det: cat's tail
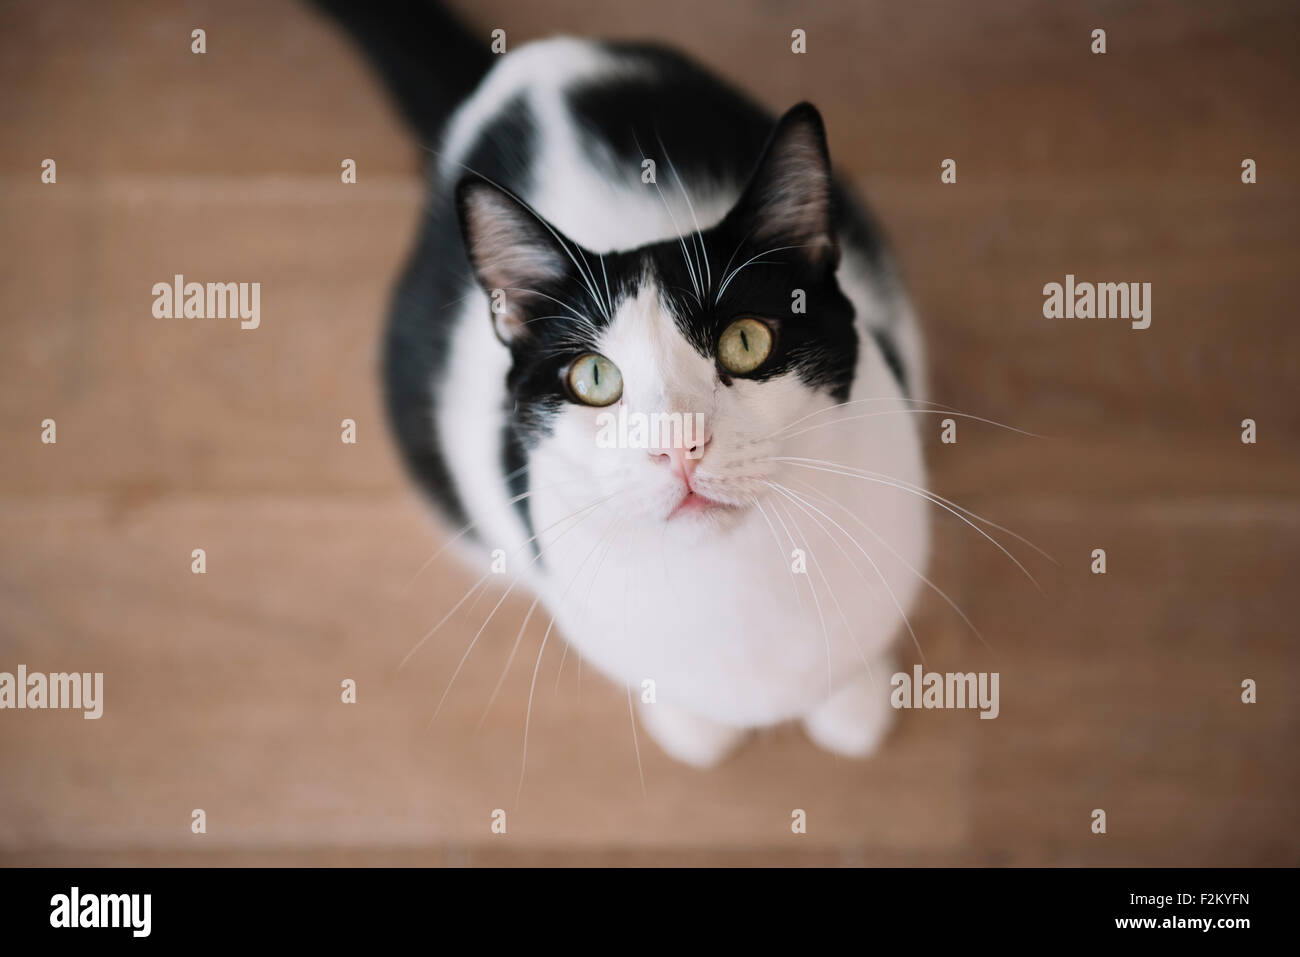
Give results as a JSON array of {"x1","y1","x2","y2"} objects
[{"x1": 309, "y1": 0, "x2": 492, "y2": 145}]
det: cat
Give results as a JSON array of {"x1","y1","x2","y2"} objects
[{"x1": 316, "y1": 2, "x2": 930, "y2": 767}]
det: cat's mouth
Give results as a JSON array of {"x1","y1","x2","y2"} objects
[{"x1": 667, "y1": 488, "x2": 740, "y2": 521}]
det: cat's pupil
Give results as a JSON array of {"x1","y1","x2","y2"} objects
[
  {"x1": 740, "y1": 330, "x2": 750, "y2": 351},
  {"x1": 592, "y1": 360, "x2": 600, "y2": 385}
]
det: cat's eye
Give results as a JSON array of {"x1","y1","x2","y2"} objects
[
  {"x1": 717, "y1": 317, "x2": 774, "y2": 375},
  {"x1": 565, "y1": 353, "x2": 623, "y2": 406}
]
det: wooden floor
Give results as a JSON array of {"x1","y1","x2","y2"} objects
[{"x1": 1, "y1": 0, "x2": 1297, "y2": 866}]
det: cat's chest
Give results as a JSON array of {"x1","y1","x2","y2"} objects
[{"x1": 532, "y1": 512, "x2": 907, "y2": 723}]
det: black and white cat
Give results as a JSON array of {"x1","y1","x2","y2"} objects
[{"x1": 319, "y1": 4, "x2": 929, "y2": 767}]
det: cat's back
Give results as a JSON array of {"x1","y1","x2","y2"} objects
[{"x1": 435, "y1": 37, "x2": 777, "y2": 250}]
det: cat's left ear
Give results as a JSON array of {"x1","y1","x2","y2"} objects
[
  {"x1": 455, "y1": 176, "x2": 576, "y2": 345},
  {"x1": 725, "y1": 102, "x2": 838, "y2": 270}
]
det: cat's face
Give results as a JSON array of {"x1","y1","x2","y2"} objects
[{"x1": 457, "y1": 104, "x2": 868, "y2": 531}]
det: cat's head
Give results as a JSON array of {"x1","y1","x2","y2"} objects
[{"x1": 455, "y1": 103, "x2": 876, "y2": 531}]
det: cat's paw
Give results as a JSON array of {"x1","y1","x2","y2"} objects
[
  {"x1": 638, "y1": 700, "x2": 748, "y2": 768},
  {"x1": 802, "y1": 670, "x2": 895, "y2": 758}
]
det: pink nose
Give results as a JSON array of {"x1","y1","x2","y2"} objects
[{"x1": 650, "y1": 441, "x2": 708, "y2": 484}]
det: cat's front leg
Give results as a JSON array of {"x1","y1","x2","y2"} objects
[
  {"x1": 637, "y1": 699, "x2": 748, "y2": 769},
  {"x1": 802, "y1": 663, "x2": 897, "y2": 758}
]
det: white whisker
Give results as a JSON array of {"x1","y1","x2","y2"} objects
[
  {"x1": 767, "y1": 481, "x2": 927, "y2": 665},
  {"x1": 400, "y1": 489, "x2": 617, "y2": 670},
  {"x1": 761, "y1": 395, "x2": 961, "y2": 441},
  {"x1": 400, "y1": 472, "x2": 604, "y2": 594},
  {"x1": 476, "y1": 594, "x2": 541, "y2": 729},
  {"x1": 789, "y1": 477, "x2": 994, "y2": 658},
  {"x1": 778, "y1": 408, "x2": 1045, "y2": 442},
  {"x1": 430, "y1": 492, "x2": 615, "y2": 720},
  {"x1": 634, "y1": 131, "x2": 703, "y2": 304},
  {"x1": 773, "y1": 458, "x2": 1048, "y2": 594},
  {"x1": 657, "y1": 130, "x2": 711, "y2": 293},
  {"x1": 516, "y1": 604, "x2": 555, "y2": 806},
  {"x1": 752, "y1": 497, "x2": 804, "y2": 610},
  {"x1": 771, "y1": 494, "x2": 834, "y2": 699},
  {"x1": 716, "y1": 244, "x2": 814, "y2": 302},
  {"x1": 769, "y1": 487, "x2": 877, "y2": 682}
]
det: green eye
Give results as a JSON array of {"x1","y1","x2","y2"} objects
[
  {"x1": 566, "y1": 353, "x2": 623, "y2": 406},
  {"x1": 717, "y1": 317, "x2": 774, "y2": 375}
]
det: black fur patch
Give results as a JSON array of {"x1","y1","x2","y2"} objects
[{"x1": 383, "y1": 94, "x2": 539, "y2": 532}]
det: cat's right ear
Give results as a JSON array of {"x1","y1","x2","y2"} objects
[
  {"x1": 723, "y1": 103, "x2": 839, "y2": 271},
  {"x1": 455, "y1": 177, "x2": 572, "y2": 345}
]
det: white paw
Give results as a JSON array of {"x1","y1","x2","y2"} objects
[
  {"x1": 638, "y1": 700, "x2": 748, "y2": 768},
  {"x1": 802, "y1": 670, "x2": 896, "y2": 758}
]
